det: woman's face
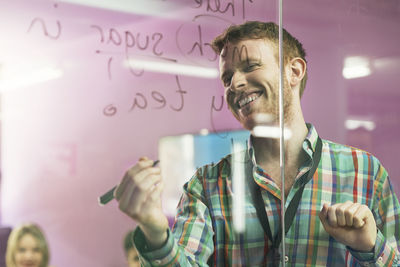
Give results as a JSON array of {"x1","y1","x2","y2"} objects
[
  {"x1": 127, "y1": 247, "x2": 140, "y2": 267},
  {"x1": 14, "y1": 233, "x2": 43, "y2": 267}
]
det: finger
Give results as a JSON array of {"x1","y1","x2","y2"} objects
[
  {"x1": 319, "y1": 203, "x2": 332, "y2": 231},
  {"x1": 121, "y1": 171, "x2": 162, "y2": 208},
  {"x1": 139, "y1": 178, "x2": 164, "y2": 209},
  {"x1": 335, "y1": 201, "x2": 353, "y2": 227},
  {"x1": 148, "y1": 180, "x2": 164, "y2": 202},
  {"x1": 344, "y1": 202, "x2": 360, "y2": 227},
  {"x1": 115, "y1": 165, "x2": 160, "y2": 204},
  {"x1": 115, "y1": 159, "x2": 155, "y2": 199},
  {"x1": 353, "y1": 205, "x2": 370, "y2": 228},
  {"x1": 136, "y1": 172, "x2": 162, "y2": 193},
  {"x1": 132, "y1": 166, "x2": 161, "y2": 185},
  {"x1": 117, "y1": 180, "x2": 136, "y2": 213},
  {"x1": 118, "y1": 173, "x2": 162, "y2": 217},
  {"x1": 114, "y1": 172, "x2": 132, "y2": 201},
  {"x1": 319, "y1": 203, "x2": 328, "y2": 223},
  {"x1": 327, "y1": 204, "x2": 338, "y2": 227}
]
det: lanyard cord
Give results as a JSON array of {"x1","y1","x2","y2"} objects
[{"x1": 247, "y1": 137, "x2": 322, "y2": 257}]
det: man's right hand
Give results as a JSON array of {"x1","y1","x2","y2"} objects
[{"x1": 115, "y1": 157, "x2": 169, "y2": 249}]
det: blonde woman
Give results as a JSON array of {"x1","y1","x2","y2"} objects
[{"x1": 5, "y1": 223, "x2": 52, "y2": 267}]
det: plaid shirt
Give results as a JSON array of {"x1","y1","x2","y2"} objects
[{"x1": 135, "y1": 124, "x2": 400, "y2": 266}]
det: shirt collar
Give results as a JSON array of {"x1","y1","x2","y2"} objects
[
  {"x1": 247, "y1": 123, "x2": 320, "y2": 168},
  {"x1": 304, "y1": 123, "x2": 319, "y2": 154}
]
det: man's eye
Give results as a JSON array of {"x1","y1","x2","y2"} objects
[
  {"x1": 223, "y1": 77, "x2": 232, "y2": 87},
  {"x1": 245, "y1": 64, "x2": 259, "y2": 71}
]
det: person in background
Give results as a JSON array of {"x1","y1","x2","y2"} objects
[
  {"x1": 5, "y1": 223, "x2": 51, "y2": 267},
  {"x1": 123, "y1": 230, "x2": 140, "y2": 267},
  {"x1": 115, "y1": 21, "x2": 400, "y2": 266}
]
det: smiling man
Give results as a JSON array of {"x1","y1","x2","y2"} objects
[{"x1": 115, "y1": 21, "x2": 400, "y2": 266}]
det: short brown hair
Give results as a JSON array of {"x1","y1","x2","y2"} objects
[
  {"x1": 6, "y1": 223, "x2": 49, "y2": 267},
  {"x1": 212, "y1": 21, "x2": 308, "y2": 97}
]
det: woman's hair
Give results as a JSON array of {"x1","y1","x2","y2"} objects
[{"x1": 5, "y1": 223, "x2": 49, "y2": 267}]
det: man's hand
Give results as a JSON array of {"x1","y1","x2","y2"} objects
[
  {"x1": 319, "y1": 201, "x2": 377, "y2": 252},
  {"x1": 115, "y1": 157, "x2": 169, "y2": 249}
]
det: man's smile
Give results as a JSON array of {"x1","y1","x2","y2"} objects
[{"x1": 236, "y1": 91, "x2": 263, "y2": 109}]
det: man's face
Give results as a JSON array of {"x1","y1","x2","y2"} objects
[
  {"x1": 127, "y1": 247, "x2": 140, "y2": 267},
  {"x1": 219, "y1": 39, "x2": 292, "y2": 130},
  {"x1": 14, "y1": 234, "x2": 43, "y2": 267}
]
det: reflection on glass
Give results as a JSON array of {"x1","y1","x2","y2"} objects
[{"x1": 159, "y1": 130, "x2": 249, "y2": 216}]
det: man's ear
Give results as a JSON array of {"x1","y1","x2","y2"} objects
[{"x1": 287, "y1": 57, "x2": 306, "y2": 88}]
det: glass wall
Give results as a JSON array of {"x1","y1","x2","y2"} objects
[{"x1": 0, "y1": 0, "x2": 398, "y2": 266}]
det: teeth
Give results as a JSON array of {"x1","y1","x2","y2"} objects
[{"x1": 238, "y1": 94, "x2": 259, "y2": 108}]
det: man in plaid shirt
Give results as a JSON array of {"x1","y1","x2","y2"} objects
[{"x1": 115, "y1": 21, "x2": 400, "y2": 266}]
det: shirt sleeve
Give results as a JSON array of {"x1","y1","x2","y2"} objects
[
  {"x1": 350, "y1": 163, "x2": 400, "y2": 266},
  {"x1": 133, "y1": 167, "x2": 215, "y2": 266}
]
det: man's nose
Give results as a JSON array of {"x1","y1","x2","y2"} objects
[{"x1": 230, "y1": 71, "x2": 247, "y2": 91}]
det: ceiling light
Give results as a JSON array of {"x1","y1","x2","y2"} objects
[
  {"x1": 0, "y1": 64, "x2": 63, "y2": 92},
  {"x1": 342, "y1": 56, "x2": 372, "y2": 79},
  {"x1": 124, "y1": 59, "x2": 219, "y2": 79},
  {"x1": 59, "y1": 0, "x2": 179, "y2": 18},
  {"x1": 345, "y1": 118, "x2": 376, "y2": 131}
]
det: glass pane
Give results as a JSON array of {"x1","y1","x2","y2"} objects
[
  {"x1": 0, "y1": 0, "x2": 277, "y2": 266},
  {"x1": 279, "y1": 0, "x2": 400, "y2": 265},
  {"x1": 1, "y1": 0, "x2": 398, "y2": 266},
  {"x1": 282, "y1": 0, "x2": 400, "y2": 194}
]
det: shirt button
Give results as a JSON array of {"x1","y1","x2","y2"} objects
[
  {"x1": 284, "y1": 255, "x2": 289, "y2": 262},
  {"x1": 154, "y1": 260, "x2": 161, "y2": 264}
]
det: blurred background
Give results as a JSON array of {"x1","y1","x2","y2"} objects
[{"x1": 0, "y1": 0, "x2": 399, "y2": 266}]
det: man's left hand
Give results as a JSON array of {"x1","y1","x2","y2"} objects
[{"x1": 319, "y1": 201, "x2": 377, "y2": 252}]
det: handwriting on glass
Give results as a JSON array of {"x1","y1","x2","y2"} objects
[{"x1": 25, "y1": 1, "x2": 259, "y2": 125}]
